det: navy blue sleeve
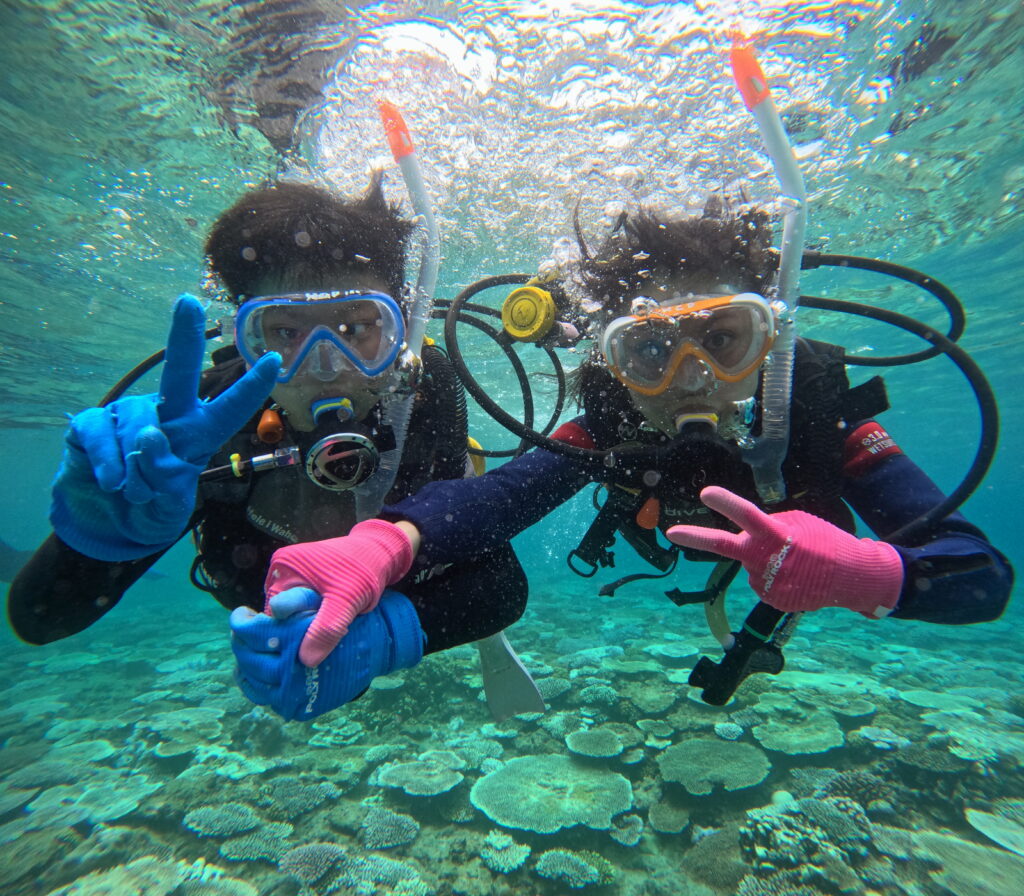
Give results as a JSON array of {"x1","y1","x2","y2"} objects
[
  {"x1": 843, "y1": 453, "x2": 1013, "y2": 624},
  {"x1": 381, "y1": 440, "x2": 594, "y2": 570}
]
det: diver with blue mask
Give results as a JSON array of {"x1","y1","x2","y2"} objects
[
  {"x1": 7, "y1": 175, "x2": 544, "y2": 722},
  {"x1": 231, "y1": 287, "x2": 411, "y2": 491}
]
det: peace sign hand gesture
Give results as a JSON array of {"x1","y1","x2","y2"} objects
[
  {"x1": 50, "y1": 294, "x2": 280, "y2": 561},
  {"x1": 665, "y1": 486, "x2": 904, "y2": 618}
]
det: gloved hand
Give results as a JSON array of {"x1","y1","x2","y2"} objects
[
  {"x1": 50, "y1": 294, "x2": 281, "y2": 560},
  {"x1": 230, "y1": 586, "x2": 424, "y2": 721},
  {"x1": 666, "y1": 486, "x2": 904, "y2": 617},
  {"x1": 264, "y1": 519, "x2": 414, "y2": 667}
]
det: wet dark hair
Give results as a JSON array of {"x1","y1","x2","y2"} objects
[
  {"x1": 577, "y1": 202, "x2": 776, "y2": 320},
  {"x1": 204, "y1": 174, "x2": 415, "y2": 304},
  {"x1": 569, "y1": 201, "x2": 777, "y2": 407}
]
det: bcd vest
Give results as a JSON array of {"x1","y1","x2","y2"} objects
[{"x1": 576, "y1": 338, "x2": 889, "y2": 569}]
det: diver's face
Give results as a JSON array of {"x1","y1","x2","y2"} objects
[
  {"x1": 611, "y1": 276, "x2": 764, "y2": 436},
  {"x1": 629, "y1": 366, "x2": 761, "y2": 435},
  {"x1": 245, "y1": 271, "x2": 396, "y2": 432}
]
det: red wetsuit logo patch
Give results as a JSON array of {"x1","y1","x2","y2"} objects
[{"x1": 843, "y1": 421, "x2": 903, "y2": 478}]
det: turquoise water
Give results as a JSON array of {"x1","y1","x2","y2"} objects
[{"x1": 1, "y1": 2, "x2": 1022, "y2": 894}]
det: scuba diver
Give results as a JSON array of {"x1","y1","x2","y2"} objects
[
  {"x1": 6, "y1": 172, "x2": 544, "y2": 722},
  {"x1": 219, "y1": 47, "x2": 1012, "y2": 721}
]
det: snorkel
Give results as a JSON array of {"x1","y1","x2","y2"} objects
[
  {"x1": 730, "y1": 44, "x2": 807, "y2": 503},
  {"x1": 351, "y1": 101, "x2": 440, "y2": 519}
]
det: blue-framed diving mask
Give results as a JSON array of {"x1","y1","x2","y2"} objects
[{"x1": 234, "y1": 291, "x2": 406, "y2": 384}]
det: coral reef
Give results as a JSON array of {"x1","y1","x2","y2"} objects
[
  {"x1": 534, "y1": 848, "x2": 614, "y2": 889},
  {"x1": 479, "y1": 830, "x2": 531, "y2": 873},
  {"x1": 374, "y1": 759, "x2": 464, "y2": 796},
  {"x1": 565, "y1": 725, "x2": 624, "y2": 757},
  {"x1": 359, "y1": 806, "x2": 420, "y2": 849},
  {"x1": 470, "y1": 754, "x2": 633, "y2": 833},
  {"x1": 657, "y1": 738, "x2": 771, "y2": 794},
  {"x1": 183, "y1": 803, "x2": 262, "y2": 838},
  {"x1": 4, "y1": 558, "x2": 1023, "y2": 896}
]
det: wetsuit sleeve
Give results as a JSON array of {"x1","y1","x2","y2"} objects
[
  {"x1": 841, "y1": 422, "x2": 1012, "y2": 624},
  {"x1": 7, "y1": 533, "x2": 170, "y2": 644},
  {"x1": 380, "y1": 417, "x2": 595, "y2": 570}
]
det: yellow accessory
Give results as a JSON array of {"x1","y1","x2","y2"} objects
[
  {"x1": 467, "y1": 436, "x2": 486, "y2": 477},
  {"x1": 501, "y1": 285, "x2": 556, "y2": 342}
]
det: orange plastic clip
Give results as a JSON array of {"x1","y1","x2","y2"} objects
[
  {"x1": 730, "y1": 44, "x2": 771, "y2": 111},
  {"x1": 378, "y1": 100, "x2": 415, "y2": 160},
  {"x1": 636, "y1": 496, "x2": 661, "y2": 531},
  {"x1": 257, "y1": 408, "x2": 284, "y2": 444}
]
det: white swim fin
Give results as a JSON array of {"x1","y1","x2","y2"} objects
[{"x1": 476, "y1": 631, "x2": 546, "y2": 722}]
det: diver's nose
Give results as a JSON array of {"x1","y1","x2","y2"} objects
[
  {"x1": 675, "y1": 355, "x2": 718, "y2": 394},
  {"x1": 307, "y1": 343, "x2": 343, "y2": 382}
]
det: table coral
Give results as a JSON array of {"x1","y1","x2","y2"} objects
[
  {"x1": 183, "y1": 802, "x2": 262, "y2": 838},
  {"x1": 610, "y1": 813, "x2": 643, "y2": 846},
  {"x1": 470, "y1": 754, "x2": 633, "y2": 833},
  {"x1": 565, "y1": 725, "x2": 624, "y2": 758},
  {"x1": 657, "y1": 738, "x2": 771, "y2": 795},
  {"x1": 534, "y1": 849, "x2": 602, "y2": 889},
  {"x1": 479, "y1": 830, "x2": 530, "y2": 873},
  {"x1": 752, "y1": 711, "x2": 844, "y2": 755},
  {"x1": 648, "y1": 799, "x2": 690, "y2": 834},
  {"x1": 359, "y1": 806, "x2": 420, "y2": 849},
  {"x1": 915, "y1": 830, "x2": 1024, "y2": 896},
  {"x1": 965, "y1": 807, "x2": 1024, "y2": 857},
  {"x1": 374, "y1": 759, "x2": 463, "y2": 796},
  {"x1": 577, "y1": 684, "x2": 619, "y2": 707},
  {"x1": 278, "y1": 842, "x2": 346, "y2": 885},
  {"x1": 536, "y1": 677, "x2": 572, "y2": 700},
  {"x1": 41, "y1": 855, "x2": 185, "y2": 896},
  {"x1": 218, "y1": 821, "x2": 293, "y2": 863},
  {"x1": 260, "y1": 775, "x2": 340, "y2": 819}
]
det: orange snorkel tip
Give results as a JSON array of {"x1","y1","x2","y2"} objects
[
  {"x1": 377, "y1": 100, "x2": 415, "y2": 160},
  {"x1": 730, "y1": 44, "x2": 771, "y2": 111}
]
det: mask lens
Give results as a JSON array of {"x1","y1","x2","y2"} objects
[
  {"x1": 683, "y1": 305, "x2": 761, "y2": 370},
  {"x1": 615, "y1": 320, "x2": 677, "y2": 384},
  {"x1": 235, "y1": 292, "x2": 404, "y2": 383},
  {"x1": 602, "y1": 295, "x2": 773, "y2": 394}
]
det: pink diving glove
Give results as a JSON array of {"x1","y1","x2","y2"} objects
[
  {"x1": 665, "y1": 486, "x2": 904, "y2": 618},
  {"x1": 265, "y1": 519, "x2": 414, "y2": 667}
]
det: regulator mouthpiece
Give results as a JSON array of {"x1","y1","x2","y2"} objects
[
  {"x1": 675, "y1": 412, "x2": 719, "y2": 435},
  {"x1": 311, "y1": 397, "x2": 355, "y2": 425}
]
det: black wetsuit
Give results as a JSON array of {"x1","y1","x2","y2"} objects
[{"x1": 7, "y1": 345, "x2": 527, "y2": 652}]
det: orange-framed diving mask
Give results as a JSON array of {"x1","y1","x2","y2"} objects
[{"x1": 600, "y1": 293, "x2": 777, "y2": 396}]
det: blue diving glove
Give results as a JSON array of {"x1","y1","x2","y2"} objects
[
  {"x1": 229, "y1": 587, "x2": 425, "y2": 722},
  {"x1": 49, "y1": 294, "x2": 281, "y2": 561}
]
